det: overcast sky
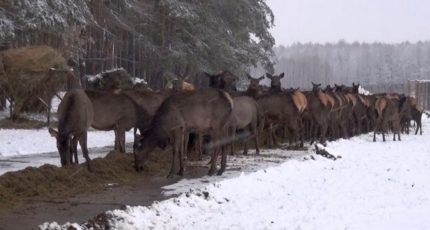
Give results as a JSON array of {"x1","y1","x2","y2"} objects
[{"x1": 267, "y1": 0, "x2": 430, "y2": 46}]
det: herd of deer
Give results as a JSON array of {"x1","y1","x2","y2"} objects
[{"x1": 48, "y1": 71, "x2": 423, "y2": 177}]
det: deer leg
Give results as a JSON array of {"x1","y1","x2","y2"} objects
[
  {"x1": 177, "y1": 129, "x2": 185, "y2": 176},
  {"x1": 272, "y1": 124, "x2": 279, "y2": 146},
  {"x1": 254, "y1": 125, "x2": 260, "y2": 155},
  {"x1": 66, "y1": 138, "x2": 73, "y2": 165},
  {"x1": 299, "y1": 122, "x2": 304, "y2": 148},
  {"x1": 183, "y1": 132, "x2": 189, "y2": 160},
  {"x1": 72, "y1": 136, "x2": 79, "y2": 164},
  {"x1": 243, "y1": 138, "x2": 248, "y2": 155},
  {"x1": 119, "y1": 130, "x2": 126, "y2": 153},
  {"x1": 167, "y1": 136, "x2": 178, "y2": 178},
  {"x1": 198, "y1": 134, "x2": 203, "y2": 160},
  {"x1": 320, "y1": 121, "x2": 328, "y2": 145},
  {"x1": 208, "y1": 133, "x2": 220, "y2": 176},
  {"x1": 208, "y1": 147, "x2": 219, "y2": 176},
  {"x1": 79, "y1": 132, "x2": 92, "y2": 172},
  {"x1": 396, "y1": 121, "x2": 401, "y2": 141},
  {"x1": 268, "y1": 123, "x2": 274, "y2": 147},
  {"x1": 218, "y1": 145, "x2": 227, "y2": 176},
  {"x1": 230, "y1": 126, "x2": 236, "y2": 155},
  {"x1": 113, "y1": 129, "x2": 119, "y2": 151}
]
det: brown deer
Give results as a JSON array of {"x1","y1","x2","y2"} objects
[
  {"x1": 48, "y1": 89, "x2": 94, "y2": 171},
  {"x1": 246, "y1": 74, "x2": 265, "y2": 98},
  {"x1": 334, "y1": 84, "x2": 355, "y2": 137},
  {"x1": 134, "y1": 89, "x2": 234, "y2": 177},
  {"x1": 228, "y1": 96, "x2": 261, "y2": 155},
  {"x1": 305, "y1": 83, "x2": 333, "y2": 144},
  {"x1": 85, "y1": 90, "x2": 151, "y2": 153},
  {"x1": 167, "y1": 65, "x2": 195, "y2": 92},
  {"x1": 373, "y1": 95, "x2": 406, "y2": 142}
]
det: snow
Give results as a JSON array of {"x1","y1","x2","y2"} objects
[
  {"x1": 359, "y1": 85, "x2": 371, "y2": 95},
  {"x1": 40, "y1": 118, "x2": 430, "y2": 229},
  {"x1": 85, "y1": 67, "x2": 127, "y2": 82},
  {"x1": 131, "y1": 77, "x2": 147, "y2": 85},
  {"x1": 0, "y1": 128, "x2": 134, "y2": 157}
]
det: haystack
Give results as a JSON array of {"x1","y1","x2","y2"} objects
[{"x1": 0, "y1": 45, "x2": 75, "y2": 118}]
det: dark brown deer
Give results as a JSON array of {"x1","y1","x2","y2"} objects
[
  {"x1": 204, "y1": 70, "x2": 239, "y2": 91},
  {"x1": 48, "y1": 89, "x2": 94, "y2": 171},
  {"x1": 350, "y1": 83, "x2": 370, "y2": 134},
  {"x1": 411, "y1": 105, "x2": 423, "y2": 135},
  {"x1": 134, "y1": 89, "x2": 234, "y2": 177},
  {"x1": 85, "y1": 90, "x2": 151, "y2": 153},
  {"x1": 266, "y1": 73, "x2": 284, "y2": 93},
  {"x1": 373, "y1": 95, "x2": 406, "y2": 142}
]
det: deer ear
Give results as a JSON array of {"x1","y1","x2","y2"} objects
[
  {"x1": 279, "y1": 73, "x2": 285, "y2": 79},
  {"x1": 48, "y1": 128, "x2": 58, "y2": 138}
]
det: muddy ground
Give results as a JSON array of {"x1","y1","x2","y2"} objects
[{"x1": 0, "y1": 144, "x2": 309, "y2": 230}]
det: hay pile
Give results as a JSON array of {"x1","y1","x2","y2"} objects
[
  {"x1": 0, "y1": 149, "x2": 171, "y2": 211},
  {"x1": 0, "y1": 45, "x2": 75, "y2": 117}
]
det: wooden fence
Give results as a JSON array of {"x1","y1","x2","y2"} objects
[{"x1": 406, "y1": 80, "x2": 430, "y2": 111}]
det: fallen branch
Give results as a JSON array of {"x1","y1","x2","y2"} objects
[{"x1": 314, "y1": 144, "x2": 338, "y2": 160}]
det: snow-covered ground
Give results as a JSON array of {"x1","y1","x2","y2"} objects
[
  {"x1": 0, "y1": 129, "x2": 134, "y2": 175},
  {"x1": 0, "y1": 128, "x2": 134, "y2": 157},
  {"x1": 41, "y1": 118, "x2": 430, "y2": 230}
]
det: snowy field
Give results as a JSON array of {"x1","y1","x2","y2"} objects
[{"x1": 40, "y1": 118, "x2": 430, "y2": 230}]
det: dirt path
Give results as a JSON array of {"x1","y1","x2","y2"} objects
[
  {"x1": 0, "y1": 175, "x2": 177, "y2": 230},
  {"x1": 0, "y1": 147, "x2": 310, "y2": 230}
]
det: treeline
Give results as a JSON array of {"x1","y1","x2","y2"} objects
[
  {"x1": 0, "y1": 0, "x2": 275, "y2": 89},
  {"x1": 266, "y1": 41, "x2": 430, "y2": 91}
]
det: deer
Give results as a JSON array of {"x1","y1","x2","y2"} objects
[
  {"x1": 48, "y1": 89, "x2": 94, "y2": 171},
  {"x1": 134, "y1": 89, "x2": 234, "y2": 177}
]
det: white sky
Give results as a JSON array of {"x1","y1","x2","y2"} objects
[{"x1": 267, "y1": 0, "x2": 430, "y2": 45}]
